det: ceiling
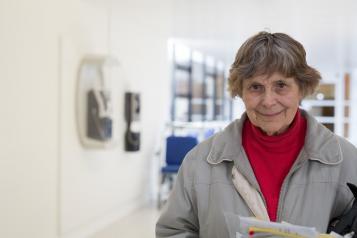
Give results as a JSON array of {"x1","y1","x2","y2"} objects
[{"x1": 171, "y1": 0, "x2": 357, "y2": 73}]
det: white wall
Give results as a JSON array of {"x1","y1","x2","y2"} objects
[
  {"x1": 0, "y1": 0, "x2": 172, "y2": 237},
  {"x1": 60, "y1": 0, "x2": 170, "y2": 237},
  {"x1": 59, "y1": 1, "x2": 172, "y2": 237},
  {"x1": 172, "y1": 0, "x2": 357, "y2": 72},
  {"x1": 0, "y1": 0, "x2": 62, "y2": 237}
]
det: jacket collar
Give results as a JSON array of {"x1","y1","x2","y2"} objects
[
  {"x1": 301, "y1": 109, "x2": 343, "y2": 165},
  {"x1": 206, "y1": 113, "x2": 245, "y2": 165},
  {"x1": 206, "y1": 109, "x2": 343, "y2": 166}
]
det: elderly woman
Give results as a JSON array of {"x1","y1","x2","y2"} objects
[{"x1": 156, "y1": 32, "x2": 357, "y2": 237}]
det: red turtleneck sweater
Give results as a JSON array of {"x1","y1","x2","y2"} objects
[{"x1": 242, "y1": 110, "x2": 307, "y2": 221}]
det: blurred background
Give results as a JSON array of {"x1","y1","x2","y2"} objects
[{"x1": 1, "y1": 0, "x2": 357, "y2": 237}]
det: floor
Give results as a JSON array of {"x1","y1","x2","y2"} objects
[{"x1": 89, "y1": 206, "x2": 160, "y2": 238}]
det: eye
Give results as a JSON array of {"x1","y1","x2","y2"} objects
[
  {"x1": 276, "y1": 80, "x2": 287, "y2": 89},
  {"x1": 249, "y1": 83, "x2": 263, "y2": 92}
]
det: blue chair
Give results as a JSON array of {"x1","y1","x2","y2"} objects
[{"x1": 158, "y1": 135, "x2": 198, "y2": 208}]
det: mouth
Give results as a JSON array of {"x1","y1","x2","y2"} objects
[{"x1": 257, "y1": 110, "x2": 284, "y2": 117}]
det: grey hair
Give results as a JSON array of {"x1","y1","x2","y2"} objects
[{"x1": 228, "y1": 31, "x2": 321, "y2": 98}]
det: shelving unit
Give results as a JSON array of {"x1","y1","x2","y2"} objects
[
  {"x1": 170, "y1": 44, "x2": 233, "y2": 123},
  {"x1": 171, "y1": 46, "x2": 192, "y2": 122},
  {"x1": 191, "y1": 60, "x2": 205, "y2": 121},
  {"x1": 300, "y1": 73, "x2": 351, "y2": 139}
]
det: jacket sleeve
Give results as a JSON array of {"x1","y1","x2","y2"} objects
[
  {"x1": 156, "y1": 150, "x2": 199, "y2": 238},
  {"x1": 330, "y1": 138, "x2": 357, "y2": 220}
]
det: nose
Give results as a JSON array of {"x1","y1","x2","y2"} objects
[{"x1": 261, "y1": 90, "x2": 277, "y2": 108}]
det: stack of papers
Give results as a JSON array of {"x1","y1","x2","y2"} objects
[{"x1": 224, "y1": 214, "x2": 346, "y2": 238}]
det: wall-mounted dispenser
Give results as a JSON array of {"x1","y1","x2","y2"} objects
[
  {"x1": 87, "y1": 89, "x2": 112, "y2": 141},
  {"x1": 77, "y1": 55, "x2": 120, "y2": 148},
  {"x1": 124, "y1": 92, "x2": 140, "y2": 151}
]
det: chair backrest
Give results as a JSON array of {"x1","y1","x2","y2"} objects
[{"x1": 165, "y1": 136, "x2": 198, "y2": 165}]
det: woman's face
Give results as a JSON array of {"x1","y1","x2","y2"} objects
[{"x1": 241, "y1": 72, "x2": 302, "y2": 136}]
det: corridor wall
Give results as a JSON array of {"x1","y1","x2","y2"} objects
[{"x1": 0, "y1": 0, "x2": 172, "y2": 237}]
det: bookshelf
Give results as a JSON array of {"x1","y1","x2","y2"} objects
[
  {"x1": 300, "y1": 73, "x2": 351, "y2": 139},
  {"x1": 170, "y1": 45, "x2": 232, "y2": 123}
]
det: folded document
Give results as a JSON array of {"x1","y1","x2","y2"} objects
[{"x1": 224, "y1": 213, "x2": 350, "y2": 238}]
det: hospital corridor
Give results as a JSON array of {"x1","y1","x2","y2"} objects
[{"x1": 1, "y1": 0, "x2": 357, "y2": 238}]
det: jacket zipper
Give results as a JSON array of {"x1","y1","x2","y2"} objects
[{"x1": 276, "y1": 151, "x2": 308, "y2": 221}]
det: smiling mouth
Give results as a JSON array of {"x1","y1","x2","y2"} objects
[{"x1": 257, "y1": 110, "x2": 284, "y2": 117}]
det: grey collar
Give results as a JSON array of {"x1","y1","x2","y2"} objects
[{"x1": 206, "y1": 109, "x2": 343, "y2": 166}]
